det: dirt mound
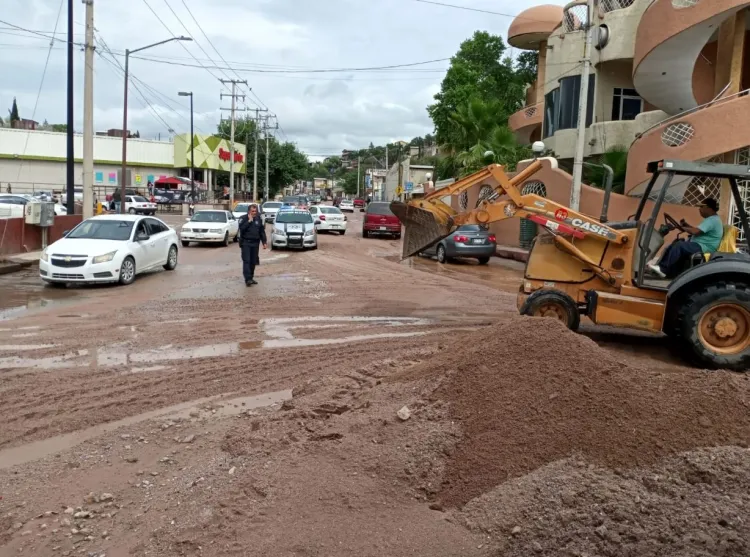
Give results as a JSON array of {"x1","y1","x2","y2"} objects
[
  {"x1": 422, "y1": 316, "x2": 750, "y2": 508},
  {"x1": 459, "y1": 446, "x2": 750, "y2": 557}
]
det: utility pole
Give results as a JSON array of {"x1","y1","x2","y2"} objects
[
  {"x1": 356, "y1": 156, "x2": 361, "y2": 198},
  {"x1": 570, "y1": 0, "x2": 595, "y2": 211},
  {"x1": 220, "y1": 79, "x2": 247, "y2": 207},
  {"x1": 253, "y1": 107, "x2": 268, "y2": 202},
  {"x1": 384, "y1": 146, "x2": 389, "y2": 202},
  {"x1": 66, "y1": 0, "x2": 74, "y2": 215},
  {"x1": 263, "y1": 115, "x2": 278, "y2": 202},
  {"x1": 82, "y1": 0, "x2": 94, "y2": 218}
]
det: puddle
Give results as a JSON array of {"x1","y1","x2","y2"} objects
[
  {"x1": 11, "y1": 332, "x2": 40, "y2": 338},
  {"x1": 0, "y1": 389, "x2": 291, "y2": 470},
  {"x1": 0, "y1": 325, "x2": 41, "y2": 332},
  {"x1": 125, "y1": 365, "x2": 170, "y2": 374},
  {"x1": 260, "y1": 316, "x2": 432, "y2": 340},
  {"x1": 264, "y1": 330, "x2": 434, "y2": 348},
  {"x1": 0, "y1": 344, "x2": 57, "y2": 351},
  {"x1": 0, "y1": 268, "x2": 82, "y2": 320},
  {"x1": 98, "y1": 341, "x2": 261, "y2": 367},
  {"x1": 0, "y1": 349, "x2": 89, "y2": 370}
]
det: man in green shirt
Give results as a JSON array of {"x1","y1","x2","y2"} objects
[{"x1": 648, "y1": 198, "x2": 723, "y2": 278}]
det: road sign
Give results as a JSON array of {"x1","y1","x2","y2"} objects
[
  {"x1": 395, "y1": 186, "x2": 403, "y2": 196},
  {"x1": 405, "y1": 181, "x2": 414, "y2": 192}
]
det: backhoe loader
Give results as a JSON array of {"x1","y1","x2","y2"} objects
[{"x1": 391, "y1": 159, "x2": 750, "y2": 371}]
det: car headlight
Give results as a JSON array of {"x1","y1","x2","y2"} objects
[
  {"x1": 41, "y1": 249, "x2": 49, "y2": 262},
  {"x1": 92, "y1": 251, "x2": 117, "y2": 264},
  {"x1": 274, "y1": 229, "x2": 286, "y2": 237},
  {"x1": 304, "y1": 229, "x2": 315, "y2": 236}
]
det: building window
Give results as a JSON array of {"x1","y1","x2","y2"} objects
[
  {"x1": 544, "y1": 76, "x2": 595, "y2": 138},
  {"x1": 543, "y1": 88, "x2": 559, "y2": 138},
  {"x1": 612, "y1": 88, "x2": 643, "y2": 121}
]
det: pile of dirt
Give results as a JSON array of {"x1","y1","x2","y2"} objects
[
  {"x1": 411, "y1": 316, "x2": 750, "y2": 508},
  {"x1": 459, "y1": 446, "x2": 750, "y2": 557}
]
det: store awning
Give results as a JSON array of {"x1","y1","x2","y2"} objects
[{"x1": 155, "y1": 176, "x2": 186, "y2": 186}]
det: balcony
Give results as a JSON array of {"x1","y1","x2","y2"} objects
[
  {"x1": 625, "y1": 91, "x2": 750, "y2": 193},
  {"x1": 509, "y1": 102, "x2": 543, "y2": 144}
]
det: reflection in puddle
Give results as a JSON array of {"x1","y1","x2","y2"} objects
[
  {"x1": 0, "y1": 389, "x2": 291, "y2": 469},
  {"x1": 98, "y1": 341, "x2": 261, "y2": 367},
  {"x1": 0, "y1": 269, "x2": 82, "y2": 320},
  {"x1": 0, "y1": 344, "x2": 56, "y2": 351},
  {"x1": 0, "y1": 350, "x2": 89, "y2": 370}
]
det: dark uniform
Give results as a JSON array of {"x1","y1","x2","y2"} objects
[{"x1": 238, "y1": 213, "x2": 267, "y2": 284}]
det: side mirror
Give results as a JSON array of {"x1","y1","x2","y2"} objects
[
  {"x1": 136, "y1": 232, "x2": 150, "y2": 242},
  {"x1": 63, "y1": 230, "x2": 70, "y2": 237},
  {"x1": 314, "y1": 220, "x2": 321, "y2": 225}
]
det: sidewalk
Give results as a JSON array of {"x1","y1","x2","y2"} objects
[
  {"x1": 495, "y1": 245, "x2": 529, "y2": 263},
  {"x1": 0, "y1": 250, "x2": 41, "y2": 274}
]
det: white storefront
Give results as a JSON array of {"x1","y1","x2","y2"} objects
[{"x1": 0, "y1": 128, "x2": 176, "y2": 196}]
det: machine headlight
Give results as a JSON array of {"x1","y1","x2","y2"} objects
[
  {"x1": 40, "y1": 249, "x2": 49, "y2": 262},
  {"x1": 92, "y1": 251, "x2": 117, "y2": 264}
]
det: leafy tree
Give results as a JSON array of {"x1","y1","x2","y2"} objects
[
  {"x1": 515, "y1": 51, "x2": 539, "y2": 87},
  {"x1": 51, "y1": 123, "x2": 68, "y2": 132},
  {"x1": 427, "y1": 31, "x2": 525, "y2": 148}
]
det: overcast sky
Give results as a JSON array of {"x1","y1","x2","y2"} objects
[{"x1": 2, "y1": 0, "x2": 558, "y2": 160}]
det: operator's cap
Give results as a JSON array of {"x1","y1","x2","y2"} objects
[{"x1": 702, "y1": 198, "x2": 719, "y2": 212}]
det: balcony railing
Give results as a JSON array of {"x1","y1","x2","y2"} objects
[
  {"x1": 599, "y1": 0, "x2": 636, "y2": 13},
  {"x1": 563, "y1": 0, "x2": 589, "y2": 32}
]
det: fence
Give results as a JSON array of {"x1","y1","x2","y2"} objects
[{"x1": 0, "y1": 215, "x2": 82, "y2": 256}]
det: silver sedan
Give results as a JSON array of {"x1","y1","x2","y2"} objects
[{"x1": 421, "y1": 225, "x2": 496, "y2": 264}]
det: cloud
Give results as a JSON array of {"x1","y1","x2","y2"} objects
[{"x1": 2, "y1": 0, "x2": 556, "y2": 157}]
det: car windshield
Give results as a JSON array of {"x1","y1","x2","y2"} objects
[
  {"x1": 367, "y1": 203, "x2": 393, "y2": 215},
  {"x1": 321, "y1": 207, "x2": 342, "y2": 214},
  {"x1": 234, "y1": 204, "x2": 250, "y2": 213},
  {"x1": 68, "y1": 220, "x2": 134, "y2": 241},
  {"x1": 132, "y1": 196, "x2": 148, "y2": 202},
  {"x1": 263, "y1": 202, "x2": 282, "y2": 209},
  {"x1": 276, "y1": 212, "x2": 313, "y2": 224},
  {"x1": 191, "y1": 211, "x2": 227, "y2": 223}
]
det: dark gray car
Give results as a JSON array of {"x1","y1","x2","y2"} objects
[{"x1": 421, "y1": 224, "x2": 496, "y2": 264}]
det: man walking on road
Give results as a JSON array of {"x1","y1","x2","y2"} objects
[{"x1": 238, "y1": 204, "x2": 267, "y2": 286}]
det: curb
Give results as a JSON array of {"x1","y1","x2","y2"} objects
[{"x1": 495, "y1": 246, "x2": 529, "y2": 263}]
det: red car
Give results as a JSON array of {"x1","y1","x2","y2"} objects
[
  {"x1": 353, "y1": 198, "x2": 365, "y2": 209},
  {"x1": 362, "y1": 202, "x2": 401, "y2": 239}
]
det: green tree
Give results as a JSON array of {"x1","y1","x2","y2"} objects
[
  {"x1": 515, "y1": 51, "x2": 539, "y2": 87},
  {"x1": 9, "y1": 97, "x2": 20, "y2": 125},
  {"x1": 427, "y1": 31, "x2": 525, "y2": 148}
]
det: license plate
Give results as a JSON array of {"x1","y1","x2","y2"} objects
[
  {"x1": 195, "y1": 234, "x2": 204, "y2": 238},
  {"x1": 472, "y1": 238, "x2": 483, "y2": 244},
  {"x1": 379, "y1": 226, "x2": 387, "y2": 231}
]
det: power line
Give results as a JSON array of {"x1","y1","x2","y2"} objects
[
  {"x1": 410, "y1": 0, "x2": 560, "y2": 22},
  {"x1": 0, "y1": 18, "x2": 85, "y2": 46}
]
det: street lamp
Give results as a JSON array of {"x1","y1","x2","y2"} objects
[
  {"x1": 178, "y1": 91, "x2": 194, "y2": 209},
  {"x1": 120, "y1": 36, "x2": 192, "y2": 214}
]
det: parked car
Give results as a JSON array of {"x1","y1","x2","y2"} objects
[
  {"x1": 232, "y1": 202, "x2": 251, "y2": 220},
  {"x1": 310, "y1": 195, "x2": 322, "y2": 205},
  {"x1": 362, "y1": 202, "x2": 401, "y2": 239},
  {"x1": 124, "y1": 195, "x2": 157, "y2": 215},
  {"x1": 309, "y1": 205, "x2": 347, "y2": 235},
  {"x1": 0, "y1": 194, "x2": 67, "y2": 218},
  {"x1": 39, "y1": 215, "x2": 179, "y2": 286},
  {"x1": 181, "y1": 210, "x2": 239, "y2": 247},
  {"x1": 282, "y1": 195, "x2": 309, "y2": 210},
  {"x1": 420, "y1": 224, "x2": 496, "y2": 264},
  {"x1": 261, "y1": 201, "x2": 283, "y2": 223},
  {"x1": 339, "y1": 199, "x2": 355, "y2": 212},
  {"x1": 271, "y1": 209, "x2": 317, "y2": 250},
  {"x1": 354, "y1": 198, "x2": 365, "y2": 210}
]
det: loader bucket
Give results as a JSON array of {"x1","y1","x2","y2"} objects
[{"x1": 390, "y1": 200, "x2": 454, "y2": 259}]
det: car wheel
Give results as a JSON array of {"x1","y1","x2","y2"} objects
[
  {"x1": 437, "y1": 245, "x2": 447, "y2": 264},
  {"x1": 164, "y1": 245, "x2": 178, "y2": 271},
  {"x1": 478, "y1": 256, "x2": 490, "y2": 265},
  {"x1": 119, "y1": 256, "x2": 136, "y2": 285},
  {"x1": 181, "y1": 240, "x2": 190, "y2": 247},
  {"x1": 128, "y1": 208, "x2": 136, "y2": 214},
  {"x1": 340, "y1": 230, "x2": 346, "y2": 236},
  {"x1": 233, "y1": 232, "x2": 239, "y2": 243},
  {"x1": 362, "y1": 229, "x2": 369, "y2": 238},
  {"x1": 395, "y1": 234, "x2": 401, "y2": 240},
  {"x1": 222, "y1": 232, "x2": 229, "y2": 247}
]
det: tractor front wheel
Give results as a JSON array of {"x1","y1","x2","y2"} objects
[
  {"x1": 519, "y1": 289, "x2": 580, "y2": 331},
  {"x1": 677, "y1": 282, "x2": 750, "y2": 371}
]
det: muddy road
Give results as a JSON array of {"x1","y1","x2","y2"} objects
[{"x1": 0, "y1": 210, "x2": 745, "y2": 557}]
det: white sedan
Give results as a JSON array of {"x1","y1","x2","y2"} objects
[
  {"x1": 125, "y1": 195, "x2": 157, "y2": 215},
  {"x1": 39, "y1": 215, "x2": 179, "y2": 286},
  {"x1": 181, "y1": 210, "x2": 239, "y2": 247},
  {"x1": 0, "y1": 194, "x2": 67, "y2": 218},
  {"x1": 339, "y1": 199, "x2": 355, "y2": 212},
  {"x1": 309, "y1": 205, "x2": 347, "y2": 234}
]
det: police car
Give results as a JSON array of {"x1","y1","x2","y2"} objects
[{"x1": 270, "y1": 208, "x2": 318, "y2": 250}]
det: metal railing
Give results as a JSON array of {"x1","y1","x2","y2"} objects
[
  {"x1": 633, "y1": 83, "x2": 748, "y2": 144},
  {"x1": 563, "y1": 0, "x2": 589, "y2": 32},
  {"x1": 599, "y1": 0, "x2": 636, "y2": 13}
]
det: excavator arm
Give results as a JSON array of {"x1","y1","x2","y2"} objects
[{"x1": 390, "y1": 160, "x2": 629, "y2": 284}]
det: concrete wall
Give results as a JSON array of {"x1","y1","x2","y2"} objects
[
  {"x1": 0, "y1": 215, "x2": 82, "y2": 255},
  {"x1": 596, "y1": 0, "x2": 651, "y2": 64}
]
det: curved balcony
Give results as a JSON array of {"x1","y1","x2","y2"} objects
[
  {"x1": 508, "y1": 102, "x2": 544, "y2": 144},
  {"x1": 562, "y1": 0, "x2": 589, "y2": 33},
  {"x1": 508, "y1": 5, "x2": 563, "y2": 49},
  {"x1": 633, "y1": 0, "x2": 750, "y2": 115},
  {"x1": 625, "y1": 91, "x2": 750, "y2": 194}
]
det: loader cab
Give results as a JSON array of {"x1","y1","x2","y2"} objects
[{"x1": 630, "y1": 160, "x2": 750, "y2": 291}]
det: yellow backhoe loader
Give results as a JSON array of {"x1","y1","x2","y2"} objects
[{"x1": 391, "y1": 159, "x2": 750, "y2": 371}]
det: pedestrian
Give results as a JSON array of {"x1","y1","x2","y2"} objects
[
  {"x1": 238, "y1": 203, "x2": 267, "y2": 286},
  {"x1": 6, "y1": 183, "x2": 11, "y2": 193},
  {"x1": 188, "y1": 199, "x2": 195, "y2": 216}
]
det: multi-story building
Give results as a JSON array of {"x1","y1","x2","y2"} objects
[{"x1": 508, "y1": 0, "x2": 750, "y2": 233}]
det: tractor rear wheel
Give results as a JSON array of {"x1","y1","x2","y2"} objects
[
  {"x1": 677, "y1": 282, "x2": 750, "y2": 371},
  {"x1": 519, "y1": 289, "x2": 580, "y2": 331}
]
